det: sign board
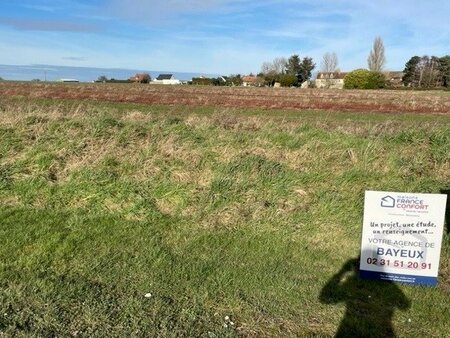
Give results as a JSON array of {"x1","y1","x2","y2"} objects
[{"x1": 360, "y1": 190, "x2": 447, "y2": 286}]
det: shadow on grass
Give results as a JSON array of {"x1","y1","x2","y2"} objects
[
  {"x1": 320, "y1": 256, "x2": 410, "y2": 338},
  {"x1": 440, "y1": 188, "x2": 450, "y2": 235}
]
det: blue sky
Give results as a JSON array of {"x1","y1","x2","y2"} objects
[{"x1": 1, "y1": 0, "x2": 449, "y2": 75}]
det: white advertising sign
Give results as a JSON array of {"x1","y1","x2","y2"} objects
[{"x1": 360, "y1": 191, "x2": 447, "y2": 286}]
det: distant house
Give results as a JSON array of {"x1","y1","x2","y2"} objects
[
  {"x1": 129, "y1": 73, "x2": 151, "y2": 83},
  {"x1": 242, "y1": 75, "x2": 264, "y2": 87},
  {"x1": 315, "y1": 72, "x2": 347, "y2": 89},
  {"x1": 153, "y1": 74, "x2": 181, "y2": 85},
  {"x1": 384, "y1": 71, "x2": 404, "y2": 87}
]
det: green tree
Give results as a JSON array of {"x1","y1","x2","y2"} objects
[
  {"x1": 191, "y1": 77, "x2": 213, "y2": 85},
  {"x1": 260, "y1": 57, "x2": 287, "y2": 86},
  {"x1": 279, "y1": 74, "x2": 297, "y2": 87},
  {"x1": 402, "y1": 55, "x2": 444, "y2": 88},
  {"x1": 261, "y1": 55, "x2": 315, "y2": 86},
  {"x1": 402, "y1": 56, "x2": 421, "y2": 87},
  {"x1": 286, "y1": 54, "x2": 302, "y2": 86},
  {"x1": 298, "y1": 57, "x2": 315, "y2": 83},
  {"x1": 287, "y1": 55, "x2": 301, "y2": 75},
  {"x1": 97, "y1": 75, "x2": 108, "y2": 82},
  {"x1": 211, "y1": 77, "x2": 227, "y2": 86},
  {"x1": 140, "y1": 73, "x2": 151, "y2": 84},
  {"x1": 439, "y1": 55, "x2": 450, "y2": 87},
  {"x1": 226, "y1": 74, "x2": 243, "y2": 86},
  {"x1": 344, "y1": 69, "x2": 386, "y2": 89}
]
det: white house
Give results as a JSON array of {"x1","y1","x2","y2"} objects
[
  {"x1": 57, "y1": 79, "x2": 80, "y2": 83},
  {"x1": 153, "y1": 74, "x2": 181, "y2": 85}
]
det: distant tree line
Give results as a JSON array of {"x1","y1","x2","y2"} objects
[
  {"x1": 96, "y1": 75, "x2": 133, "y2": 83},
  {"x1": 402, "y1": 55, "x2": 450, "y2": 88},
  {"x1": 85, "y1": 36, "x2": 450, "y2": 91},
  {"x1": 259, "y1": 54, "x2": 316, "y2": 87},
  {"x1": 190, "y1": 75, "x2": 244, "y2": 86},
  {"x1": 191, "y1": 77, "x2": 216, "y2": 85},
  {"x1": 96, "y1": 74, "x2": 152, "y2": 84}
]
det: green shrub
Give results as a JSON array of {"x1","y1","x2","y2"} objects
[
  {"x1": 344, "y1": 69, "x2": 386, "y2": 89},
  {"x1": 279, "y1": 74, "x2": 297, "y2": 87},
  {"x1": 191, "y1": 77, "x2": 214, "y2": 86}
]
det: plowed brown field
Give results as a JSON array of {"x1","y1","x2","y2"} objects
[{"x1": 1, "y1": 82, "x2": 450, "y2": 113}]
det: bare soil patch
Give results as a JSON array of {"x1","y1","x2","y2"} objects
[{"x1": 1, "y1": 82, "x2": 450, "y2": 113}]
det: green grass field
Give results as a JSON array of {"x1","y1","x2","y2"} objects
[{"x1": 0, "y1": 97, "x2": 449, "y2": 337}]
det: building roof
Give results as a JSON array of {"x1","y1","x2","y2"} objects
[
  {"x1": 242, "y1": 75, "x2": 257, "y2": 82},
  {"x1": 316, "y1": 72, "x2": 348, "y2": 80},
  {"x1": 384, "y1": 71, "x2": 404, "y2": 79},
  {"x1": 156, "y1": 74, "x2": 174, "y2": 80}
]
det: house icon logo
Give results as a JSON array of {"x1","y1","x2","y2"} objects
[{"x1": 381, "y1": 196, "x2": 395, "y2": 208}]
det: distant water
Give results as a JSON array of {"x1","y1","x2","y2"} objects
[{"x1": 0, "y1": 64, "x2": 218, "y2": 82}]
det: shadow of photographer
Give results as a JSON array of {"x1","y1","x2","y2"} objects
[
  {"x1": 440, "y1": 188, "x2": 450, "y2": 235},
  {"x1": 319, "y1": 255, "x2": 411, "y2": 338}
]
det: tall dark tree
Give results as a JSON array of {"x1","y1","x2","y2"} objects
[
  {"x1": 286, "y1": 54, "x2": 301, "y2": 86},
  {"x1": 287, "y1": 55, "x2": 301, "y2": 76},
  {"x1": 439, "y1": 55, "x2": 450, "y2": 87},
  {"x1": 298, "y1": 57, "x2": 315, "y2": 83},
  {"x1": 402, "y1": 56, "x2": 421, "y2": 87},
  {"x1": 402, "y1": 55, "x2": 448, "y2": 88}
]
